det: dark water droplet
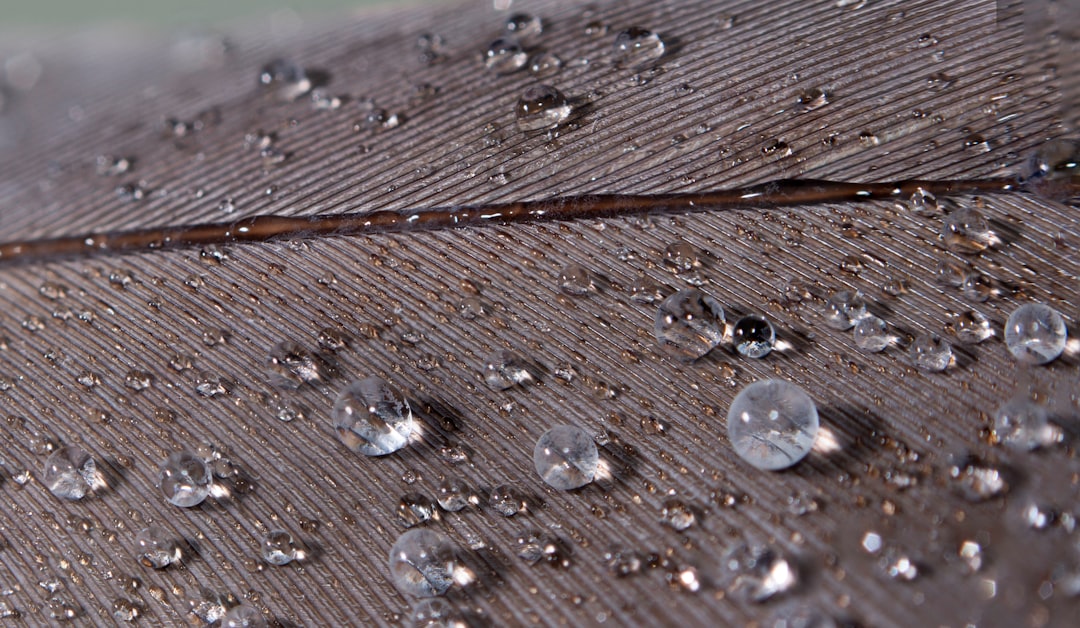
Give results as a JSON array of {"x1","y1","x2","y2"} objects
[
  {"x1": 612, "y1": 27, "x2": 665, "y2": 68},
  {"x1": 515, "y1": 85, "x2": 572, "y2": 132},
  {"x1": 505, "y1": 13, "x2": 543, "y2": 43},
  {"x1": 528, "y1": 52, "x2": 562, "y2": 78},
  {"x1": 484, "y1": 37, "x2": 528, "y2": 74}
]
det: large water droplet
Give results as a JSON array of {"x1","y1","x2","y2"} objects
[
  {"x1": 515, "y1": 84, "x2": 571, "y2": 132},
  {"x1": 135, "y1": 526, "x2": 180, "y2": 569},
  {"x1": 612, "y1": 27, "x2": 665, "y2": 68},
  {"x1": 158, "y1": 451, "x2": 213, "y2": 507},
  {"x1": 332, "y1": 377, "x2": 414, "y2": 456},
  {"x1": 909, "y1": 333, "x2": 953, "y2": 372},
  {"x1": 853, "y1": 315, "x2": 892, "y2": 352},
  {"x1": 942, "y1": 207, "x2": 997, "y2": 254},
  {"x1": 262, "y1": 529, "x2": 300, "y2": 565},
  {"x1": 732, "y1": 315, "x2": 776, "y2": 358},
  {"x1": 1004, "y1": 303, "x2": 1067, "y2": 365},
  {"x1": 43, "y1": 446, "x2": 97, "y2": 500},
  {"x1": 727, "y1": 380, "x2": 819, "y2": 470},
  {"x1": 533, "y1": 425, "x2": 598, "y2": 490},
  {"x1": 389, "y1": 529, "x2": 457, "y2": 597}
]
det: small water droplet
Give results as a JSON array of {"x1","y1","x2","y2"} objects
[
  {"x1": 796, "y1": 87, "x2": 829, "y2": 111},
  {"x1": 483, "y1": 349, "x2": 535, "y2": 389},
  {"x1": 135, "y1": 526, "x2": 180, "y2": 569},
  {"x1": 124, "y1": 370, "x2": 154, "y2": 391},
  {"x1": 558, "y1": 263, "x2": 595, "y2": 295},
  {"x1": 822, "y1": 289, "x2": 869, "y2": 330},
  {"x1": 516, "y1": 530, "x2": 569, "y2": 567},
  {"x1": 629, "y1": 275, "x2": 667, "y2": 304},
  {"x1": 489, "y1": 484, "x2": 524, "y2": 516},
  {"x1": 948, "y1": 309, "x2": 993, "y2": 344},
  {"x1": 1004, "y1": 303, "x2": 1067, "y2": 365},
  {"x1": 853, "y1": 315, "x2": 892, "y2": 352},
  {"x1": 410, "y1": 598, "x2": 463, "y2": 627},
  {"x1": 732, "y1": 315, "x2": 776, "y2": 358},
  {"x1": 332, "y1": 377, "x2": 414, "y2": 456},
  {"x1": 217, "y1": 197, "x2": 235, "y2": 214},
  {"x1": 993, "y1": 395, "x2": 1061, "y2": 450},
  {"x1": 397, "y1": 493, "x2": 438, "y2": 527},
  {"x1": 457, "y1": 296, "x2": 487, "y2": 319},
  {"x1": 528, "y1": 52, "x2": 562, "y2": 78},
  {"x1": 221, "y1": 604, "x2": 267, "y2": 628},
  {"x1": 515, "y1": 84, "x2": 571, "y2": 132},
  {"x1": 43, "y1": 446, "x2": 97, "y2": 500},
  {"x1": 909, "y1": 333, "x2": 953, "y2": 372},
  {"x1": 505, "y1": 13, "x2": 543, "y2": 43},
  {"x1": 654, "y1": 289, "x2": 726, "y2": 361},
  {"x1": 858, "y1": 131, "x2": 880, "y2": 147},
  {"x1": 951, "y1": 460, "x2": 1008, "y2": 501},
  {"x1": 309, "y1": 88, "x2": 343, "y2": 110},
  {"x1": 266, "y1": 340, "x2": 331, "y2": 389},
  {"x1": 1020, "y1": 138, "x2": 1079, "y2": 203},
  {"x1": 584, "y1": 20, "x2": 608, "y2": 38},
  {"x1": 262, "y1": 529, "x2": 299, "y2": 565},
  {"x1": 484, "y1": 37, "x2": 528, "y2": 74},
  {"x1": 942, "y1": 207, "x2": 997, "y2": 253},
  {"x1": 436, "y1": 478, "x2": 473, "y2": 511},
  {"x1": 158, "y1": 451, "x2": 213, "y2": 507},
  {"x1": 612, "y1": 27, "x2": 665, "y2": 68},
  {"x1": 660, "y1": 499, "x2": 696, "y2": 530}
]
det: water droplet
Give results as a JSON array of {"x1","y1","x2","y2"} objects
[
  {"x1": 262, "y1": 529, "x2": 299, "y2": 565},
  {"x1": 38, "y1": 282, "x2": 67, "y2": 300},
  {"x1": 584, "y1": 20, "x2": 608, "y2": 37},
  {"x1": 258, "y1": 58, "x2": 311, "y2": 101},
  {"x1": 112, "y1": 598, "x2": 142, "y2": 622},
  {"x1": 266, "y1": 340, "x2": 331, "y2": 389},
  {"x1": 436, "y1": 478, "x2": 473, "y2": 511},
  {"x1": 612, "y1": 27, "x2": 665, "y2": 68},
  {"x1": 949, "y1": 310, "x2": 993, "y2": 343},
  {"x1": 505, "y1": 13, "x2": 542, "y2": 42},
  {"x1": 515, "y1": 84, "x2": 571, "y2": 132},
  {"x1": 994, "y1": 395, "x2": 1060, "y2": 450},
  {"x1": 727, "y1": 380, "x2": 819, "y2": 470},
  {"x1": 516, "y1": 530, "x2": 568, "y2": 566},
  {"x1": 629, "y1": 275, "x2": 667, "y2": 304},
  {"x1": 1020, "y1": 138, "x2": 1079, "y2": 202},
  {"x1": 909, "y1": 333, "x2": 952, "y2": 371},
  {"x1": 558, "y1": 263, "x2": 595, "y2": 295},
  {"x1": 738, "y1": 547, "x2": 799, "y2": 602},
  {"x1": 135, "y1": 526, "x2": 180, "y2": 568},
  {"x1": 332, "y1": 377, "x2": 414, "y2": 456},
  {"x1": 309, "y1": 88, "x2": 342, "y2": 110},
  {"x1": 796, "y1": 87, "x2": 829, "y2": 111},
  {"x1": 483, "y1": 349, "x2": 535, "y2": 390},
  {"x1": 858, "y1": 131, "x2": 880, "y2": 147},
  {"x1": 410, "y1": 597, "x2": 463, "y2": 627},
  {"x1": 484, "y1": 37, "x2": 527, "y2": 74},
  {"x1": 221, "y1": 604, "x2": 267, "y2": 628},
  {"x1": 951, "y1": 460, "x2": 1008, "y2": 501},
  {"x1": 95, "y1": 154, "x2": 133, "y2": 176},
  {"x1": 124, "y1": 370, "x2": 154, "y2": 391},
  {"x1": 217, "y1": 198, "x2": 235, "y2": 214},
  {"x1": 1004, "y1": 303, "x2": 1067, "y2": 365},
  {"x1": 885, "y1": 553, "x2": 919, "y2": 581},
  {"x1": 960, "y1": 272, "x2": 996, "y2": 302},
  {"x1": 528, "y1": 52, "x2": 562, "y2": 78},
  {"x1": 533, "y1": 425, "x2": 598, "y2": 490},
  {"x1": 115, "y1": 182, "x2": 148, "y2": 202},
  {"x1": 654, "y1": 289, "x2": 726, "y2": 361},
  {"x1": 663, "y1": 241, "x2": 702, "y2": 273},
  {"x1": 489, "y1": 483, "x2": 524, "y2": 516},
  {"x1": 660, "y1": 499, "x2": 696, "y2": 530},
  {"x1": 43, "y1": 446, "x2": 97, "y2": 500},
  {"x1": 398, "y1": 493, "x2": 438, "y2": 527},
  {"x1": 964, "y1": 133, "x2": 991, "y2": 153},
  {"x1": 942, "y1": 207, "x2": 997, "y2": 253},
  {"x1": 822, "y1": 289, "x2": 868, "y2": 330},
  {"x1": 732, "y1": 315, "x2": 776, "y2": 358},
  {"x1": 158, "y1": 451, "x2": 213, "y2": 507},
  {"x1": 457, "y1": 296, "x2": 487, "y2": 319},
  {"x1": 853, "y1": 315, "x2": 892, "y2": 352},
  {"x1": 316, "y1": 327, "x2": 349, "y2": 352},
  {"x1": 389, "y1": 529, "x2": 457, "y2": 597}
]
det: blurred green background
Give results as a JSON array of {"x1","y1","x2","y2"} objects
[{"x1": 0, "y1": 0, "x2": 439, "y2": 26}]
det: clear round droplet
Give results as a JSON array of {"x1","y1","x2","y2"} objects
[
  {"x1": 332, "y1": 377, "x2": 414, "y2": 456},
  {"x1": 533, "y1": 425, "x2": 598, "y2": 490},
  {"x1": 135, "y1": 526, "x2": 180, "y2": 569},
  {"x1": 262, "y1": 529, "x2": 298, "y2": 565},
  {"x1": 515, "y1": 84, "x2": 572, "y2": 132},
  {"x1": 489, "y1": 483, "x2": 524, "y2": 516},
  {"x1": 951, "y1": 310, "x2": 993, "y2": 344},
  {"x1": 558, "y1": 262, "x2": 594, "y2": 295},
  {"x1": 528, "y1": 52, "x2": 562, "y2": 78},
  {"x1": 389, "y1": 529, "x2": 457, "y2": 598},
  {"x1": 853, "y1": 315, "x2": 891, "y2": 352},
  {"x1": 654, "y1": 289, "x2": 726, "y2": 361},
  {"x1": 612, "y1": 27, "x2": 666, "y2": 68},
  {"x1": 660, "y1": 499, "x2": 696, "y2": 531},
  {"x1": 1020, "y1": 138, "x2": 1080, "y2": 202},
  {"x1": 484, "y1": 37, "x2": 528, "y2": 75},
  {"x1": 909, "y1": 333, "x2": 953, "y2": 372},
  {"x1": 823, "y1": 289, "x2": 868, "y2": 330},
  {"x1": 266, "y1": 340, "x2": 330, "y2": 389},
  {"x1": 993, "y1": 396, "x2": 1060, "y2": 450},
  {"x1": 483, "y1": 349, "x2": 534, "y2": 390},
  {"x1": 505, "y1": 13, "x2": 543, "y2": 42},
  {"x1": 942, "y1": 207, "x2": 996, "y2": 254},
  {"x1": 727, "y1": 380, "x2": 819, "y2": 471},
  {"x1": 732, "y1": 315, "x2": 776, "y2": 358},
  {"x1": 158, "y1": 452, "x2": 212, "y2": 507},
  {"x1": 436, "y1": 478, "x2": 472, "y2": 512},
  {"x1": 398, "y1": 493, "x2": 437, "y2": 527},
  {"x1": 1004, "y1": 303, "x2": 1067, "y2": 365},
  {"x1": 43, "y1": 446, "x2": 96, "y2": 500}
]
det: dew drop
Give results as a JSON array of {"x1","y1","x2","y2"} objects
[
  {"x1": 457, "y1": 296, "x2": 487, "y2": 319},
  {"x1": 410, "y1": 598, "x2": 463, "y2": 628},
  {"x1": 822, "y1": 289, "x2": 868, "y2": 330},
  {"x1": 157, "y1": 451, "x2": 213, "y2": 507},
  {"x1": 124, "y1": 370, "x2": 154, "y2": 391},
  {"x1": 993, "y1": 395, "x2": 1061, "y2": 450},
  {"x1": 489, "y1": 484, "x2": 524, "y2": 516},
  {"x1": 1004, "y1": 303, "x2": 1067, "y2": 365},
  {"x1": 515, "y1": 84, "x2": 571, "y2": 132},
  {"x1": 528, "y1": 52, "x2": 562, "y2": 78},
  {"x1": 1020, "y1": 138, "x2": 1079, "y2": 203},
  {"x1": 660, "y1": 499, "x2": 696, "y2": 531},
  {"x1": 483, "y1": 349, "x2": 535, "y2": 390},
  {"x1": 436, "y1": 478, "x2": 473, "y2": 512},
  {"x1": 43, "y1": 446, "x2": 97, "y2": 500},
  {"x1": 221, "y1": 604, "x2": 267, "y2": 628},
  {"x1": 397, "y1": 493, "x2": 437, "y2": 527},
  {"x1": 796, "y1": 87, "x2": 829, "y2": 111},
  {"x1": 388, "y1": 529, "x2": 457, "y2": 597},
  {"x1": 732, "y1": 315, "x2": 776, "y2": 358},
  {"x1": 505, "y1": 13, "x2": 543, "y2": 43},
  {"x1": 484, "y1": 37, "x2": 528, "y2": 74},
  {"x1": 654, "y1": 289, "x2": 726, "y2": 361},
  {"x1": 950, "y1": 310, "x2": 993, "y2": 344},
  {"x1": 516, "y1": 530, "x2": 569, "y2": 566},
  {"x1": 853, "y1": 315, "x2": 892, "y2": 352},
  {"x1": 135, "y1": 526, "x2": 180, "y2": 569},
  {"x1": 612, "y1": 27, "x2": 665, "y2": 68},
  {"x1": 942, "y1": 207, "x2": 997, "y2": 254},
  {"x1": 261, "y1": 529, "x2": 299, "y2": 565},
  {"x1": 909, "y1": 333, "x2": 953, "y2": 372},
  {"x1": 266, "y1": 340, "x2": 331, "y2": 389},
  {"x1": 533, "y1": 425, "x2": 598, "y2": 490},
  {"x1": 332, "y1": 377, "x2": 414, "y2": 456},
  {"x1": 558, "y1": 263, "x2": 595, "y2": 295},
  {"x1": 727, "y1": 380, "x2": 819, "y2": 470}
]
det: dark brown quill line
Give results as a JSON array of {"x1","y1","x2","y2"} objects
[{"x1": 0, "y1": 177, "x2": 1032, "y2": 265}]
